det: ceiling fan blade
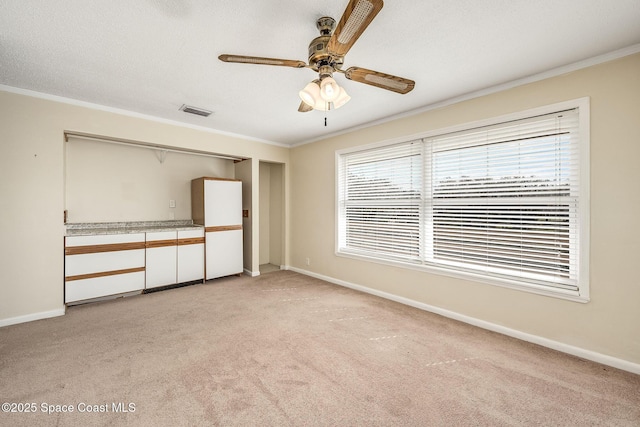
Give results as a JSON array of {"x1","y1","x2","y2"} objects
[
  {"x1": 344, "y1": 67, "x2": 415, "y2": 94},
  {"x1": 218, "y1": 54, "x2": 306, "y2": 68},
  {"x1": 327, "y1": 0, "x2": 384, "y2": 57},
  {"x1": 298, "y1": 101, "x2": 313, "y2": 113}
]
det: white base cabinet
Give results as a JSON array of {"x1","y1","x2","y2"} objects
[
  {"x1": 65, "y1": 233, "x2": 146, "y2": 304},
  {"x1": 146, "y1": 229, "x2": 205, "y2": 289},
  {"x1": 65, "y1": 228, "x2": 205, "y2": 304}
]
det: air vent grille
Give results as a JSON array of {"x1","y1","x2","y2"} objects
[{"x1": 179, "y1": 104, "x2": 213, "y2": 117}]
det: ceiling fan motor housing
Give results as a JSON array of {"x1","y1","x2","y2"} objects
[{"x1": 308, "y1": 17, "x2": 344, "y2": 73}]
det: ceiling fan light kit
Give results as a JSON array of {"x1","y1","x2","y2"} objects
[
  {"x1": 219, "y1": 0, "x2": 414, "y2": 119},
  {"x1": 298, "y1": 79, "x2": 352, "y2": 111}
]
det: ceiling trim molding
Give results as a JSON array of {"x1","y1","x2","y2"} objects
[
  {"x1": 291, "y1": 43, "x2": 640, "y2": 147},
  {"x1": 0, "y1": 84, "x2": 290, "y2": 148}
]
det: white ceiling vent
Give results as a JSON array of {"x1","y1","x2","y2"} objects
[{"x1": 179, "y1": 104, "x2": 213, "y2": 117}]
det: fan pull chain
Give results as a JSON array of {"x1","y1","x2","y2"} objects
[{"x1": 324, "y1": 103, "x2": 327, "y2": 126}]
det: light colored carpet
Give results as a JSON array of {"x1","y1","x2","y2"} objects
[{"x1": 1, "y1": 271, "x2": 638, "y2": 426}]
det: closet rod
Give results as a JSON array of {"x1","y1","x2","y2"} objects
[{"x1": 64, "y1": 131, "x2": 246, "y2": 162}]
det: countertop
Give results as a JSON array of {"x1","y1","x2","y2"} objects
[{"x1": 65, "y1": 220, "x2": 204, "y2": 236}]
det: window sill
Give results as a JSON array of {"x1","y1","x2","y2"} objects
[{"x1": 335, "y1": 250, "x2": 589, "y2": 303}]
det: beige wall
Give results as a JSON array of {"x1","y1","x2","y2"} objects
[
  {"x1": 290, "y1": 53, "x2": 640, "y2": 365},
  {"x1": 65, "y1": 137, "x2": 235, "y2": 222},
  {"x1": 0, "y1": 90, "x2": 289, "y2": 323}
]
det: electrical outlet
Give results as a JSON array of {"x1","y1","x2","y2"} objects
[
  {"x1": 169, "y1": 199, "x2": 176, "y2": 208},
  {"x1": 305, "y1": 257, "x2": 311, "y2": 266}
]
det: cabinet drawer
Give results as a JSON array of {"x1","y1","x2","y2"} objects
[
  {"x1": 66, "y1": 233, "x2": 146, "y2": 247},
  {"x1": 65, "y1": 249, "x2": 145, "y2": 277},
  {"x1": 146, "y1": 231, "x2": 176, "y2": 241},
  {"x1": 178, "y1": 228, "x2": 204, "y2": 239},
  {"x1": 145, "y1": 231, "x2": 177, "y2": 249},
  {"x1": 66, "y1": 271, "x2": 145, "y2": 303},
  {"x1": 178, "y1": 228, "x2": 205, "y2": 247}
]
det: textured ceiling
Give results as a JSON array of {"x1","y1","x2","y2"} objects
[{"x1": 2, "y1": 0, "x2": 640, "y2": 146}]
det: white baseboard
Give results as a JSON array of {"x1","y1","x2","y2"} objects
[
  {"x1": 244, "y1": 268, "x2": 260, "y2": 277},
  {"x1": 289, "y1": 267, "x2": 640, "y2": 375},
  {"x1": 0, "y1": 308, "x2": 66, "y2": 328}
]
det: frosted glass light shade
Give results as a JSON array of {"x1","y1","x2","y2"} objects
[
  {"x1": 313, "y1": 99, "x2": 330, "y2": 111},
  {"x1": 299, "y1": 81, "x2": 320, "y2": 107},
  {"x1": 333, "y1": 87, "x2": 351, "y2": 109},
  {"x1": 320, "y1": 77, "x2": 340, "y2": 102}
]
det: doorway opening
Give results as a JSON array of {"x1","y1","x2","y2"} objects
[{"x1": 259, "y1": 162, "x2": 284, "y2": 274}]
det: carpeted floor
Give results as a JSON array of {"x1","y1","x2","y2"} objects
[{"x1": 1, "y1": 271, "x2": 639, "y2": 426}]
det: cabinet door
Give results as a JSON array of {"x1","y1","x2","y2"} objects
[
  {"x1": 204, "y1": 180, "x2": 242, "y2": 226},
  {"x1": 205, "y1": 230, "x2": 243, "y2": 279},
  {"x1": 145, "y1": 231, "x2": 177, "y2": 289},
  {"x1": 177, "y1": 229, "x2": 204, "y2": 283}
]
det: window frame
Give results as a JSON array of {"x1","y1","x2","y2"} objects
[{"x1": 335, "y1": 98, "x2": 590, "y2": 302}]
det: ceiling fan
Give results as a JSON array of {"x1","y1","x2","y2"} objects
[{"x1": 219, "y1": 0, "x2": 415, "y2": 113}]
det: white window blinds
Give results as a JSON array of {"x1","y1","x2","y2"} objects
[
  {"x1": 338, "y1": 106, "x2": 586, "y2": 298},
  {"x1": 338, "y1": 141, "x2": 423, "y2": 262},
  {"x1": 425, "y1": 109, "x2": 580, "y2": 291}
]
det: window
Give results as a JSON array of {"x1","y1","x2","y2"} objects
[{"x1": 337, "y1": 100, "x2": 589, "y2": 301}]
